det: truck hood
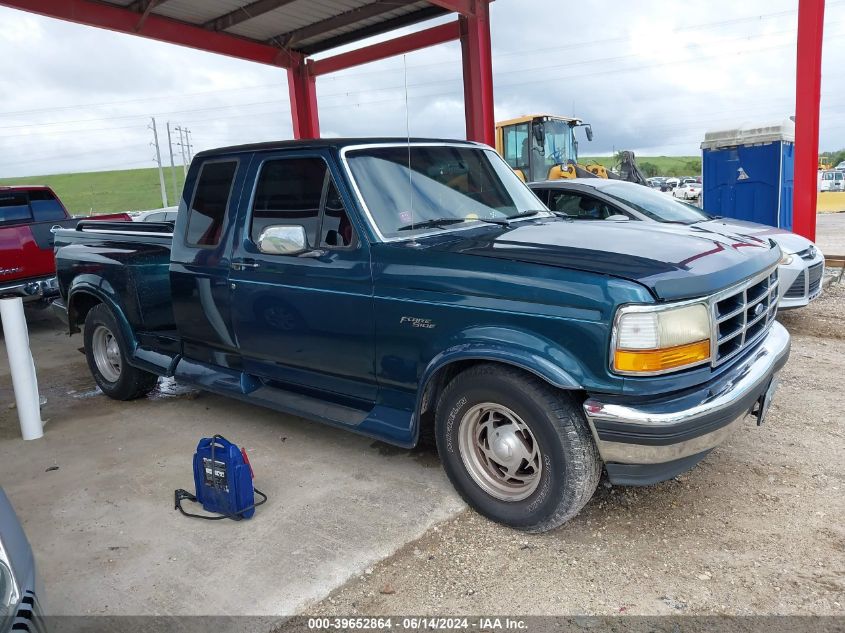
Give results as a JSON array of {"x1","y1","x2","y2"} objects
[
  {"x1": 425, "y1": 218, "x2": 780, "y2": 301},
  {"x1": 694, "y1": 218, "x2": 815, "y2": 255}
]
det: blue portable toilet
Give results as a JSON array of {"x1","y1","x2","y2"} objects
[{"x1": 701, "y1": 120, "x2": 794, "y2": 230}]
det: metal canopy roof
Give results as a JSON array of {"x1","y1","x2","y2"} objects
[{"x1": 100, "y1": 0, "x2": 451, "y2": 55}]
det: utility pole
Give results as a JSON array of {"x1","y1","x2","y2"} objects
[
  {"x1": 185, "y1": 128, "x2": 193, "y2": 162},
  {"x1": 166, "y1": 121, "x2": 179, "y2": 205},
  {"x1": 175, "y1": 125, "x2": 188, "y2": 177},
  {"x1": 149, "y1": 117, "x2": 168, "y2": 208}
]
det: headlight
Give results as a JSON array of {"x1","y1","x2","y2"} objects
[
  {"x1": 779, "y1": 254, "x2": 794, "y2": 265},
  {"x1": 613, "y1": 302, "x2": 711, "y2": 374},
  {"x1": 0, "y1": 539, "x2": 20, "y2": 620}
]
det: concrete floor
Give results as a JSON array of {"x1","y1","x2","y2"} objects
[
  {"x1": 0, "y1": 310, "x2": 463, "y2": 617},
  {"x1": 816, "y1": 211, "x2": 845, "y2": 254}
]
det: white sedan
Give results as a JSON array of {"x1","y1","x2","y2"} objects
[
  {"x1": 673, "y1": 181, "x2": 702, "y2": 200},
  {"x1": 529, "y1": 179, "x2": 825, "y2": 310}
]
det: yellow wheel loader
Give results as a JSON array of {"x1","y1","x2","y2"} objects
[{"x1": 494, "y1": 114, "x2": 648, "y2": 185}]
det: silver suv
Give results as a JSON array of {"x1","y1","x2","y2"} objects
[{"x1": 0, "y1": 488, "x2": 41, "y2": 632}]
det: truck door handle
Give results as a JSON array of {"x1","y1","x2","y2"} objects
[{"x1": 231, "y1": 260, "x2": 260, "y2": 270}]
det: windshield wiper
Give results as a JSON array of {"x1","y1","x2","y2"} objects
[
  {"x1": 396, "y1": 217, "x2": 467, "y2": 231},
  {"x1": 477, "y1": 209, "x2": 543, "y2": 226}
]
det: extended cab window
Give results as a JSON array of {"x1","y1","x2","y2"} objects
[
  {"x1": 28, "y1": 189, "x2": 67, "y2": 221},
  {"x1": 0, "y1": 192, "x2": 32, "y2": 225},
  {"x1": 186, "y1": 160, "x2": 238, "y2": 247},
  {"x1": 251, "y1": 158, "x2": 354, "y2": 249}
]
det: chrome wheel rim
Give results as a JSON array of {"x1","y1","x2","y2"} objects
[
  {"x1": 92, "y1": 325, "x2": 122, "y2": 383},
  {"x1": 458, "y1": 402, "x2": 543, "y2": 501}
]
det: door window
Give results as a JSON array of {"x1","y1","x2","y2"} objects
[
  {"x1": 502, "y1": 123, "x2": 530, "y2": 173},
  {"x1": 549, "y1": 191, "x2": 618, "y2": 219},
  {"x1": 186, "y1": 160, "x2": 238, "y2": 247},
  {"x1": 251, "y1": 157, "x2": 355, "y2": 249}
]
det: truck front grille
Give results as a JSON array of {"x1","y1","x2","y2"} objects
[
  {"x1": 711, "y1": 267, "x2": 778, "y2": 367},
  {"x1": 12, "y1": 591, "x2": 45, "y2": 633}
]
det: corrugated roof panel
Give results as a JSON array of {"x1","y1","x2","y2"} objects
[
  {"x1": 225, "y1": 0, "x2": 371, "y2": 41},
  {"x1": 154, "y1": 0, "x2": 252, "y2": 26},
  {"x1": 294, "y1": 1, "x2": 433, "y2": 49}
]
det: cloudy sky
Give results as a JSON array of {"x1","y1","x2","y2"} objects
[{"x1": 0, "y1": 0, "x2": 843, "y2": 177}]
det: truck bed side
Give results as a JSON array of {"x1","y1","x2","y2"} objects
[{"x1": 54, "y1": 222, "x2": 175, "y2": 339}]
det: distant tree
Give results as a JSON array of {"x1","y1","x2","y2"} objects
[
  {"x1": 684, "y1": 159, "x2": 702, "y2": 175},
  {"x1": 639, "y1": 162, "x2": 659, "y2": 178}
]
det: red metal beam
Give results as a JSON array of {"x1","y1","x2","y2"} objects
[
  {"x1": 427, "y1": 0, "x2": 475, "y2": 16},
  {"x1": 311, "y1": 20, "x2": 461, "y2": 77},
  {"x1": 460, "y1": 2, "x2": 494, "y2": 146},
  {"x1": 0, "y1": 0, "x2": 296, "y2": 68},
  {"x1": 793, "y1": 0, "x2": 825, "y2": 241},
  {"x1": 288, "y1": 54, "x2": 320, "y2": 139}
]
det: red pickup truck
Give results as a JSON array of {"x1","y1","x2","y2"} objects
[{"x1": 0, "y1": 185, "x2": 130, "y2": 305}]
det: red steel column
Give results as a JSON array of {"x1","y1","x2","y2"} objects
[
  {"x1": 287, "y1": 53, "x2": 320, "y2": 139},
  {"x1": 793, "y1": 0, "x2": 825, "y2": 241},
  {"x1": 459, "y1": 1, "x2": 494, "y2": 146}
]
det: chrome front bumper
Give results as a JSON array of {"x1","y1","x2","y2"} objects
[
  {"x1": 583, "y1": 322, "x2": 791, "y2": 485},
  {"x1": 0, "y1": 276, "x2": 59, "y2": 302}
]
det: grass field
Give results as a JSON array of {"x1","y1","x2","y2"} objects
[
  {"x1": 1, "y1": 155, "x2": 699, "y2": 215},
  {"x1": 0, "y1": 166, "x2": 186, "y2": 216},
  {"x1": 581, "y1": 155, "x2": 701, "y2": 177}
]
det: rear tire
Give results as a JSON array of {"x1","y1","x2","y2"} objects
[
  {"x1": 84, "y1": 303, "x2": 158, "y2": 400},
  {"x1": 435, "y1": 364, "x2": 601, "y2": 532}
]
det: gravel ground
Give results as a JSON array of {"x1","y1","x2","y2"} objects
[{"x1": 304, "y1": 284, "x2": 845, "y2": 617}]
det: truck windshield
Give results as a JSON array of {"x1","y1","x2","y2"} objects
[
  {"x1": 346, "y1": 145, "x2": 546, "y2": 239},
  {"x1": 600, "y1": 182, "x2": 711, "y2": 224}
]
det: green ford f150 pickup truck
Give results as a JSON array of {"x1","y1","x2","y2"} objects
[{"x1": 53, "y1": 139, "x2": 790, "y2": 531}]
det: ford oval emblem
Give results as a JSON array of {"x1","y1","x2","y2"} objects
[{"x1": 754, "y1": 303, "x2": 766, "y2": 317}]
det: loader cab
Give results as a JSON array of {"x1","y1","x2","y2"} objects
[{"x1": 495, "y1": 115, "x2": 591, "y2": 182}]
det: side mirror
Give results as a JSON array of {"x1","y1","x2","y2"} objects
[
  {"x1": 585, "y1": 125, "x2": 594, "y2": 142},
  {"x1": 257, "y1": 225, "x2": 308, "y2": 256}
]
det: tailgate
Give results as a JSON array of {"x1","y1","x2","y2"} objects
[{"x1": 0, "y1": 223, "x2": 56, "y2": 284}]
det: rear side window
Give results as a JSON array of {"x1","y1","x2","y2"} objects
[
  {"x1": 28, "y1": 189, "x2": 66, "y2": 221},
  {"x1": 0, "y1": 192, "x2": 31, "y2": 224},
  {"x1": 251, "y1": 158, "x2": 326, "y2": 246},
  {"x1": 186, "y1": 160, "x2": 238, "y2": 247}
]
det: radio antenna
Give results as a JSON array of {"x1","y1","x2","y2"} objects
[{"x1": 404, "y1": 54, "x2": 415, "y2": 235}]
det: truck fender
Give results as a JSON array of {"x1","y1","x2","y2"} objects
[
  {"x1": 67, "y1": 281, "x2": 138, "y2": 353},
  {"x1": 413, "y1": 328, "x2": 585, "y2": 442}
]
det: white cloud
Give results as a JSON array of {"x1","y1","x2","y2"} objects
[{"x1": 0, "y1": 0, "x2": 842, "y2": 177}]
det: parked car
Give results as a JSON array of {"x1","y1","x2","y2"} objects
[
  {"x1": 646, "y1": 177, "x2": 665, "y2": 189},
  {"x1": 673, "y1": 181, "x2": 702, "y2": 200},
  {"x1": 0, "y1": 185, "x2": 130, "y2": 305},
  {"x1": 530, "y1": 179, "x2": 825, "y2": 309},
  {"x1": 53, "y1": 139, "x2": 789, "y2": 532},
  {"x1": 0, "y1": 488, "x2": 42, "y2": 633},
  {"x1": 819, "y1": 169, "x2": 844, "y2": 192},
  {"x1": 131, "y1": 207, "x2": 179, "y2": 223},
  {"x1": 664, "y1": 177, "x2": 680, "y2": 190},
  {"x1": 835, "y1": 161, "x2": 845, "y2": 170}
]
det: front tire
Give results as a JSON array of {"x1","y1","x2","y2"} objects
[
  {"x1": 435, "y1": 364, "x2": 601, "y2": 532},
  {"x1": 84, "y1": 303, "x2": 158, "y2": 400}
]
